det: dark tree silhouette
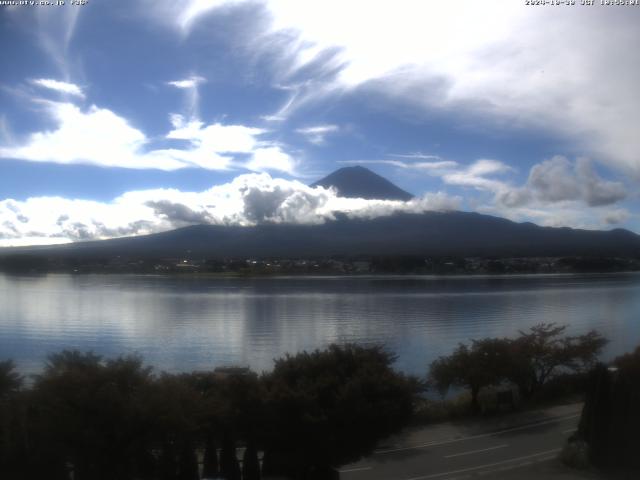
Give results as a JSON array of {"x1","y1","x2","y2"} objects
[
  {"x1": 177, "y1": 439, "x2": 199, "y2": 480},
  {"x1": 201, "y1": 434, "x2": 219, "y2": 479},
  {"x1": 159, "y1": 439, "x2": 178, "y2": 480},
  {"x1": 0, "y1": 360, "x2": 26, "y2": 478},
  {"x1": 429, "y1": 338, "x2": 511, "y2": 411},
  {"x1": 220, "y1": 432, "x2": 241, "y2": 480},
  {"x1": 0, "y1": 345, "x2": 420, "y2": 480},
  {"x1": 578, "y1": 346, "x2": 640, "y2": 472},
  {"x1": 262, "y1": 344, "x2": 420, "y2": 478},
  {"x1": 28, "y1": 351, "x2": 156, "y2": 480},
  {"x1": 242, "y1": 441, "x2": 261, "y2": 480},
  {"x1": 430, "y1": 324, "x2": 608, "y2": 411},
  {"x1": 0, "y1": 360, "x2": 22, "y2": 398},
  {"x1": 508, "y1": 323, "x2": 607, "y2": 398}
]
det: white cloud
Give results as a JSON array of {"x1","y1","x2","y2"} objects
[
  {"x1": 335, "y1": 157, "x2": 630, "y2": 231},
  {"x1": 167, "y1": 114, "x2": 262, "y2": 152},
  {"x1": 0, "y1": 102, "x2": 288, "y2": 172},
  {"x1": 162, "y1": 114, "x2": 264, "y2": 169},
  {"x1": 30, "y1": 78, "x2": 85, "y2": 98},
  {"x1": 441, "y1": 159, "x2": 512, "y2": 193},
  {"x1": 246, "y1": 146, "x2": 296, "y2": 174},
  {"x1": 341, "y1": 157, "x2": 629, "y2": 231},
  {"x1": 479, "y1": 202, "x2": 632, "y2": 232},
  {"x1": 603, "y1": 209, "x2": 630, "y2": 226},
  {"x1": 0, "y1": 115, "x2": 13, "y2": 145},
  {"x1": 498, "y1": 156, "x2": 627, "y2": 208},
  {"x1": 339, "y1": 159, "x2": 459, "y2": 173},
  {"x1": 0, "y1": 102, "x2": 161, "y2": 169},
  {"x1": 389, "y1": 153, "x2": 443, "y2": 160},
  {"x1": 436, "y1": 156, "x2": 627, "y2": 211},
  {"x1": 425, "y1": 155, "x2": 631, "y2": 230},
  {"x1": 167, "y1": 76, "x2": 206, "y2": 89},
  {"x1": 33, "y1": 5, "x2": 82, "y2": 76},
  {"x1": 273, "y1": 3, "x2": 640, "y2": 177},
  {"x1": 149, "y1": 1, "x2": 640, "y2": 177},
  {"x1": 145, "y1": 0, "x2": 246, "y2": 33},
  {"x1": 0, "y1": 173, "x2": 460, "y2": 246},
  {"x1": 167, "y1": 75, "x2": 207, "y2": 119},
  {"x1": 296, "y1": 124, "x2": 339, "y2": 145},
  {"x1": 0, "y1": 195, "x2": 159, "y2": 246}
]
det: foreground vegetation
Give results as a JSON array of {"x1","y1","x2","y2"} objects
[
  {"x1": 1, "y1": 324, "x2": 637, "y2": 479},
  {"x1": 573, "y1": 345, "x2": 640, "y2": 473},
  {"x1": 0, "y1": 345, "x2": 419, "y2": 480},
  {"x1": 429, "y1": 323, "x2": 607, "y2": 412}
]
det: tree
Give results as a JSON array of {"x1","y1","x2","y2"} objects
[
  {"x1": 146, "y1": 373, "x2": 203, "y2": 480},
  {"x1": 29, "y1": 351, "x2": 156, "y2": 480},
  {"x1": 262, "y1": 344, "x2": 420, "y2": 478},
  {"x1": 177, "y1": 439, "x2": 199, "y2": 480},
  {"x1": 219, "y1": 432, "x2": 241, "y2": 480},
  {"x1": 0, "y1": 360, "x2": 22, "y2": 398},
  {"x1": 0, "y1": 346, "x2": 420, "y2": 480},
  {"x1": 0, "y1": 360, "x2": 25, "y2": 478},
  {"x1": 201, "y1": 434, "x2": 219, "y2": 479},
  {"x1": 509, "y1": 323, "x2": 607, "y2": 398},
  {"x1": 429, "y1": 338, "x2": 511, "y2": 412},
  {"x1": 578, "y1": 346, "x2": 640, "y2": 472},
  {"x1": 242, "y1": 441, "x2": 261, "y2": 480}
]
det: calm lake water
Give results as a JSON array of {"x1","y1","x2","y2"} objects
[{"x1": 1, "y1": 273, "x2": 640, "y2": 376}]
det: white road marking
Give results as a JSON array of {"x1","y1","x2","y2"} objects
[
  {"x1": 444, "y1": 444, "x2": 508, "y2": 459},
  {"x1": 375, "y1": 413, "x2": 580, "y2": 454},
  {"x1": 339, "y1": 466, "x2": 372, "y2": 473},
  {"x1": 404, "y1": 448, "x2": 561, "y2": 480},
  {"x1": 562, "y1": 428, "x2": 577, "y2": 434},
  {"x1": 475, "y1": 454, "x2": 557, "y2": 477}
]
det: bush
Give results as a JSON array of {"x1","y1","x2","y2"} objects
[
  {"x1": 0, "y1": 345, "x2": 422, "y2": 480},
  {"x1": 261, "y1": 344, "x2": 422, "y2": 477},
  {"x1": 577, "y1": 346, "x2": 640, "y2": 473}
]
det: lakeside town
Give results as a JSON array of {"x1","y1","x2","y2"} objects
[{"x1": 1, "y1": 254, "x2": 639, "y2": 275}]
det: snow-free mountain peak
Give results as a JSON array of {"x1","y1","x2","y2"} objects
[{"x1": 311, "y1": 166, "x2": 413, "y2": 201}]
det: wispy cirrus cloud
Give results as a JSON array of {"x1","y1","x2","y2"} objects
[
  {"x1": 16, "y1": 5, "x2": 83, "y2": 78},
  {"x1": 167, "y1": 76, "x2": 207, "y2": 90},
  {"x1": 167, "y1": 75, "x2": 207, "y2": 119},
  {"x1": 145, "y1": 1, "x2": 640, "y2": 178},
  {"x1": 295, "y1": 124, "x2": 339, "y2": 145},
  {"x1": 339, "y1": 159, "x2": 458, "y2": 173},
  {"x1": 142, "y1": 0, "x2": 247, "y2": 34},
  {"x1": 30, "y1": 79, "x2": 85, "y2": 98},
  {"x1": 4, "y1": 4, "x2": 83, "y2": 80},
  {"x1": 442, "y1": 159, "x2": 513, "y2": 193},
  {"x1": 389, "y1": 153, "x2": 443, "y2": 160}
]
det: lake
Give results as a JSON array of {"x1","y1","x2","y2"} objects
[{"x1": 1, "y1": 272, "x2": 639, "y2": 377}]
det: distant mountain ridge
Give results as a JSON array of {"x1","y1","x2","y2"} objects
[
  {"x1": 4, "y1": 211, "x2": 639, "y2": 260},
  {"x1": 1, "y1": 166, "x2": 639, "y2": 260},
  {"x1": 311, "y1": 166, "x2": 413, "y2": 201}
]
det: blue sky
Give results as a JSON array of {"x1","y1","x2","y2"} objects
[{"x1": 0, "y1": 0, "x2": 639, "y2": 245}]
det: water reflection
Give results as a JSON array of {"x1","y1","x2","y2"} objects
[{"x1": 1, "y1": 273, "x2": 639, "y2": 376}]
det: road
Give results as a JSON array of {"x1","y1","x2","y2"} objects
[{"x1": 339, "y1": 404, "x2": 583, "y2": 480}]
